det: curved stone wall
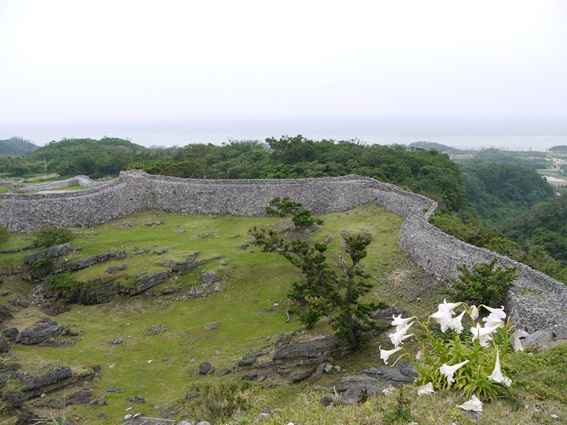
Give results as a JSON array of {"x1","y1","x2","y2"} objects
[{"x1": 0, "y1": 170, "x2": 565, "y2": 335}]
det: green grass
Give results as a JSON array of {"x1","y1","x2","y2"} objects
[{"x1": 0, "y1": 205, "x2": 565, "y2": 424}]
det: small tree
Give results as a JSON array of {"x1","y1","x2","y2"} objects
[
  {"x1": 265, "y1": 196, "x2": 322, "y2": 230},
  {"x1": 449, "y1": 259, "x2": 517, "y2": 307},
  {"x1": 33, "y1": 225, "x2": 74, "y2": 248},
  {"x1": 250, "y1": 212, "x2": 386, "y2": 349}
]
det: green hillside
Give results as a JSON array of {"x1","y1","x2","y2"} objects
[
  {"x1": 0, "y1": 206, "x2": 566, "y2": 424},
  {"x1": 0, "y1": 137, "x2": 38, "y2": 157}
]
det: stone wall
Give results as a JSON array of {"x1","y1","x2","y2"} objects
[
  {"x1": 11, "y1": 175, "x2": 103, "y2": 193},
  {"x1": 0, "y1": 170, "x2": 565, "y2": 335}
]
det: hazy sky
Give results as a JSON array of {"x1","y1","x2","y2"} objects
[{"x1": 1, "y1": 0, "x2": 566, "y2": 144}]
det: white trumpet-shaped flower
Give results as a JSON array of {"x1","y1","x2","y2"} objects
[
  {"x1": 469, "y1": 305, "x2": 479, "y2": 321},
  {"x1": 430, "y1": 309, "x2": 453, "y2": 332},
  {"x1": 379, "y1": 346, "x2": 403, "y2": 365},
  {"x1": 391, "y1": 314, "x2": 416, "y2": 331},
  {"x1": 470, "y1": 323, "x2": 502, "y2": 346},
  {"x1": 482, "y1": 313, "x2": 504, "y2": 328},
  {"x1": 417, "y1": 382, "x2": 435, "y2": 396},
  {"x1": 438, "y1": 299, "x2": 462, "y2": 313},
  {"x1": 488, "y1": 350, "x2": 512, "y2": 386},
  {"x1": 513, "y1": 330, "x2": 524, "y2": 352},
  {"x1": 439, "y1": 360, "x2": 469, "y2": 384},
  {"x1": 388, "y1": 321, "x2": 414, "y2": 347},
  {"x1": 457, "y1": 395, "x2": 483, "y2": 412},
  {"x1": 482, "y1": 305, "x2": 506, "y2": 320},
  {"x1": 448, "y1": 311, "x2": 466, "y2": 334}
]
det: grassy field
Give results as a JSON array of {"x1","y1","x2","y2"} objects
[{"x1": 0, "y1": 205, "x2": 566, "y2": 424}]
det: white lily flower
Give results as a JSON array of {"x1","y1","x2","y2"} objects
[
  {"x1": 482, "y1": 305, "x2": 506, "y2": 320},
  {"x1": 439, "y1": 360, "x2": 469, "y2": 384},
  {"x1": 430, "y1": 309, "x2": 453, "y2": 332},
  {"x1": 379, "y1": 346, "x2": 403, "y2": 365},
  {"x1": 482, "y1": 313, "x2": 504, "y2": 328},
  {"x1": 469, "y1": 305, "x2": 479, "y2": 321},
  {"x1": 417, "y1": 382, "x2": 435, "y2": 396},
  {"x1": 388, "y1": 321, "x2": 414, "y2": 347},
  {"x1": 391, "y1": 314, "x2": 416, "y2": 331},
  {"x1": 471, "y1": 323, "x2": 501, "y2": 346},
  {"x1": 438, "y1": 299, "x2": 461, "y2": 313},
  {"x1": 448, "y1": 311, "x2": 466, "y2": 334},
  {"x1": 488, "y1": 350, "x2": 512, "y2": 386},
  {"x1": 457, "y1": 395, "x2": 483, "y2": 412},
  {"x1": 513, "y1": 330, "x2": 524, "y2": 352}
]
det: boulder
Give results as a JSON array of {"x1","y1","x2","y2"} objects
[
  {"x1": 2, "y1": 391, "x2": 27, "y2": 407},
  {"x1": 198, "y1": 361, "x2": 214, "y2": 375},
  {"x1": 0, "y1": 304, "x2": 13, "y2": 322},
  {"x1": 18, "y1": 364, "x2": 73, "y2": 392},
  {"x1": 273, "y1": 336, "x2": 337, "y2": 360},
  {"x1": 238, "y1": 355, "x2": 257, "y2": 367},
  {"x1": 20, "y1": 318, "x2": 63, "y2": 345},
  {"x1": 23, "y1": 242, "x2": 72, "y2": 264},
  {"x1": 0, "y1": 338, "x2": 9, "y2": 353},
  {"x1": 289, "y1": 369, "x2": 314, "y2": 383}
]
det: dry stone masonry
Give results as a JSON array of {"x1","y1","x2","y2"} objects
[{"x1": 1, "y1": 170, "x2": 566, "y2": 337}]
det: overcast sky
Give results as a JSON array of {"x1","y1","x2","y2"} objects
[{"x1": 1, "y1": 0, "x2": 566, "y2": 144}]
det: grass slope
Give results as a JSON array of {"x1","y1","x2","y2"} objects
[{"x1": 0, "y1": 205, "x2": 565, "y2": 424}]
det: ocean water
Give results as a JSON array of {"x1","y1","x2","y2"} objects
[{"x1": 4, "y1": 117, "x2": 567, "y2": 151}]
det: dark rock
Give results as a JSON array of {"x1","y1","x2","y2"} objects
[
  {"x1": 218, "y1": 368, "x2": 232, "y2": 376},
  {"x1": 3, "y1": 391, "x2": 27, "y2": 407},
  {"x1": 20, "y1": 318, "x2": 63, "y2": 345},
  {"x1": 201, "y1": 270, "x2": 219, "y2": 286},
  {"x1": 399, "y1": 362, "x2": 418, "y2": 378},
  {"x1": 18, "y1": 365, "x2": 73, "y2": 392},
  {"x1": 2, "y1": 327, "x2": 19, "y2": 341},
  {"x1": 149, "y1": 324, "x2": 168, "y2": 334},
  {"x1": 108, "y1": 336, "x2": 124, "y2": 345},
  {"x1": 290, "y1": 369, "x2": 314, "y2": 383},
  {"x1": 67, "y1": 389, "x2": 93, "y2": 405},
  {"x1": 0, "y1": 377, "x2": 5, "y2": 388},
  {"x1": 0, "y1": 338, "x2": 9, "y2": 353},
  {"x1": 522, "y1": 329, "x2": 567, "y2": 350},
  {"x1": 0, "y1": 304, "x2": 13, "y2": 322},
  {"x1": 242, "y1": 372, "x2": 258, "y2": 381},
  {"x1": 320, "y1": 394, "x2": 338, "y2": 406},
  {"x1": 8, "y1": 297, "x2": 29, "y2": 308},
  {"x1": 238, "y1": 355, "x2": 257, "y2": 367},
  {"x1": 184, "y1": 391, "x2": 199, "y2": 400},
  {"x1": 375, "y1": 366, "x2": 415, "y2": 384},
  {"x1": 340, "y1": 375, "x2": 380, "y2": 386},
  {"x1": 106, "y1": 385, "x2": 122, "y2": 393},
  {"x1": 23, "y1": 242, "x2": 72, "y2": 264},
  {"x1": 273, "y1": 336, "x2": 337, "y2": 360},
  {"x1": 125, "y1": 394, "x2": 145, "y2": 403},
  {"x1": 198, "y1": 361, "x2": 214, "y2": 375},
  {"x1": 340, "y1": 385, "x2": 368, "y2": 405},
  {"x1": 130, "y1": 271, "x2": 169, "y2": 295}
]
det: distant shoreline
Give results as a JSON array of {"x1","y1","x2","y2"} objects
[{"x1": 9, "y1": 133, "x2": 566, "y2": 152}]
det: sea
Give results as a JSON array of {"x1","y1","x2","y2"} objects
[{"x1": 4, "y1": 117, "x2": 567, "y2": 151}]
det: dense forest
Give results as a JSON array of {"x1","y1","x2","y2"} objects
[{"x1": 1, "y1": 136, "x2": 565, "y2": 282}]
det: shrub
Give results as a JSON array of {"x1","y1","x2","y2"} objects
[
  {"x1": 33, "y1": 226, "x2": 74, "y2": 248},
  {"x1": 29, "y1": 256, "x2": 54, "y2": 273},
  {"x1": 186, "y1": 381, "x2": 250, "y2": 424},
  {"x1": 449, "y1": 259, "x2": 517, "y2": 307},
  {"x1": 45, "y1": 271, "x2": 81, "y2": 295}
]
